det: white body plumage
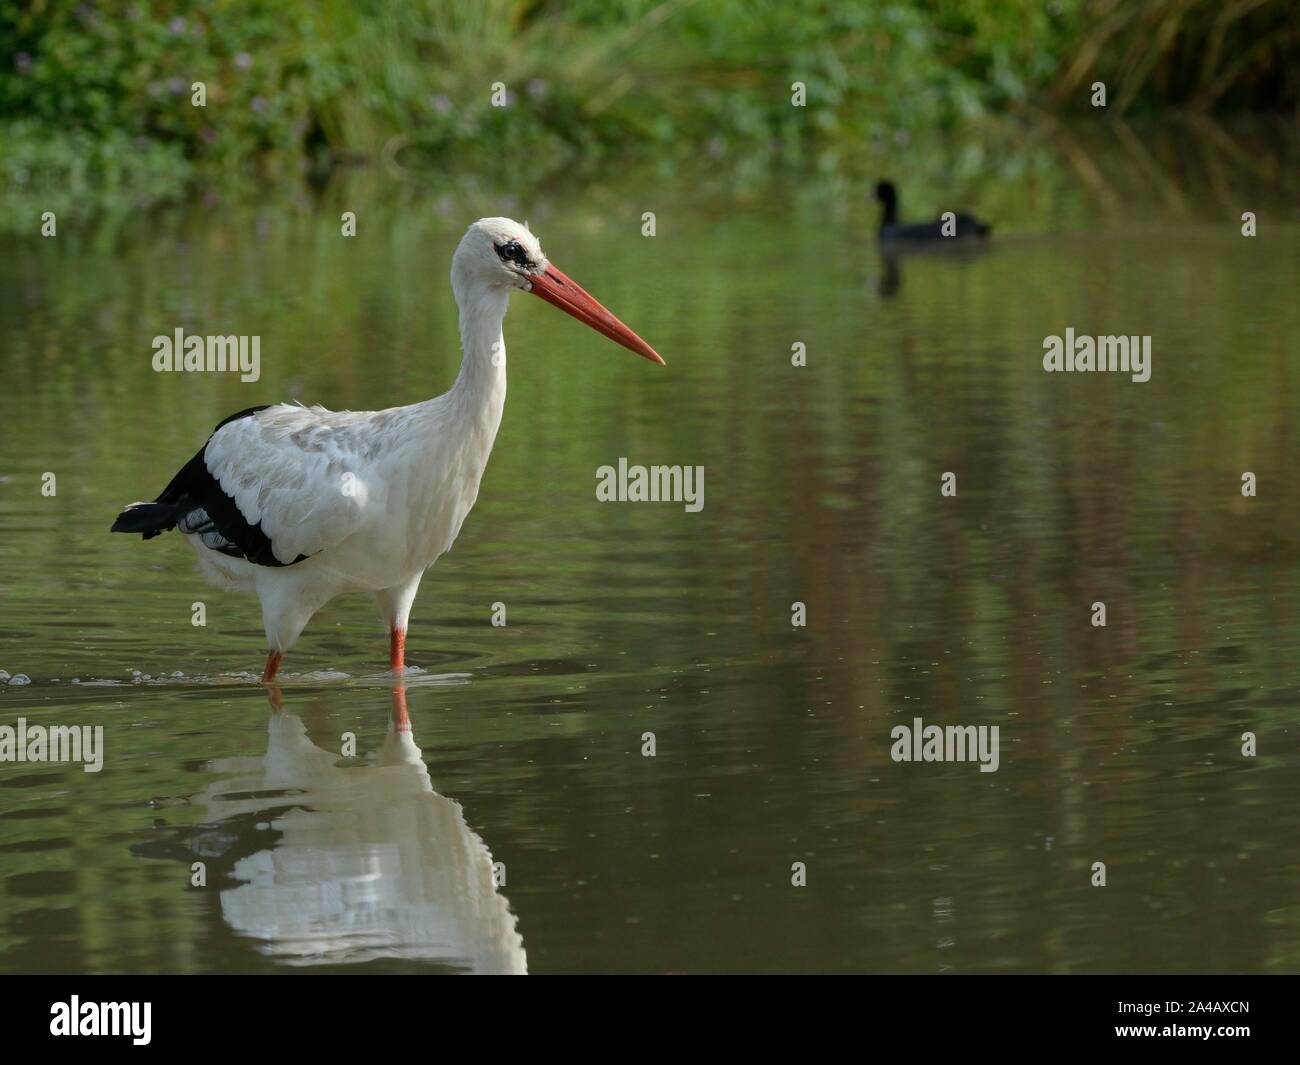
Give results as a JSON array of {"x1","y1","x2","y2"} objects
[{"x1": 193, "y1": 254, "x2": 511, "y2": 653}]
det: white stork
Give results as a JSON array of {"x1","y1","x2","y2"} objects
[{"x1": 112, "y1": 218, "x2": 663, "y2": 682}]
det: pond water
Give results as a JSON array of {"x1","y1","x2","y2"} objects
[{"x1": 0, "y1": 121, "x2": 1297, "y2": 973}]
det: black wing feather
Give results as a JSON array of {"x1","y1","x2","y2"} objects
[{"x1": 111, "y1": 405, "x2": 308, "y2": 568}]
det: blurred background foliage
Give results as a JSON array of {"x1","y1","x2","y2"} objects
[{"x1": 0, "y1": 0, "x2": 1296, "y2": 220}]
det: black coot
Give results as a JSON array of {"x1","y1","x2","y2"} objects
[{"x1": 874, "y1": 181, "x2": 990, "y2": 241}]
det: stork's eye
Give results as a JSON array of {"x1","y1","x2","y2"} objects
[{"x1": 495, "y1": 240, "x2": 528, "y2": 266}]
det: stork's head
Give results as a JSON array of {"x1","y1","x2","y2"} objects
[{"x1": 453, "y1": 217, "x2": 664, "y2": 365}]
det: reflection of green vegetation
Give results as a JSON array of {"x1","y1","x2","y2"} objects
[
  {"x1": 0, "y1": 130, "x2": 1299, "y2": 972},
  {"x1": 1, "y1": 1, "x2": 1295, "y2": 221}
]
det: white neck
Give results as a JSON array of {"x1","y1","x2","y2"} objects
[
  {"x1": 395, "y1": 281, "x2": 510, "y2": 570},
  {"x1": 445, "y1": 282, "x2": 509, "y2": 432}
]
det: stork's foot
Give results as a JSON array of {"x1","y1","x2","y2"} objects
[
  {"x1": 262, "y1": 650, "x2": 282, "y2": 683},
  {"x1": 389, "y1": 628, "x2": 406, "y2": 673}
]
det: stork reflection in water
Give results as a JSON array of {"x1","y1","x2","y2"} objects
[{"x1": 189, "y1": 685, "x2": 525, "y2": 973}]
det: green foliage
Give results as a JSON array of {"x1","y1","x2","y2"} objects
[
  {"x1": 1050, "y1": 0, "x2": 1300, "y2": 114},
  {"x1": 0, "y1": 1, "x2": 359, "y2": 162},
  {"x1": 0, "y1": 0, "x2": 1293, "y2": 218}
]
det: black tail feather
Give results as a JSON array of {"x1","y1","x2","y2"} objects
[{"x1": 111, "y1": 502, "x2": 178, "y2": 539}]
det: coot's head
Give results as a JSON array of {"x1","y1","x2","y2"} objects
[{"x1": 874, "y1": 180, "x2": 897, "y2": 206}]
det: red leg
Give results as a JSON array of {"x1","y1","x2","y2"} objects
[
  {"x1": 391, "y1": 685, "x2": 410, "y2": 731},
  {"x1": 389, "y1": 628, "x2": 406, "y2": 672},
  {"x1": 262, "y1": 650, "x2": 282, "y2": 683}
]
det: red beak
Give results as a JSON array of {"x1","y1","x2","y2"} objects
[{"x1": 527, "y1": 264, "x2": 665, "y2": 365}]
